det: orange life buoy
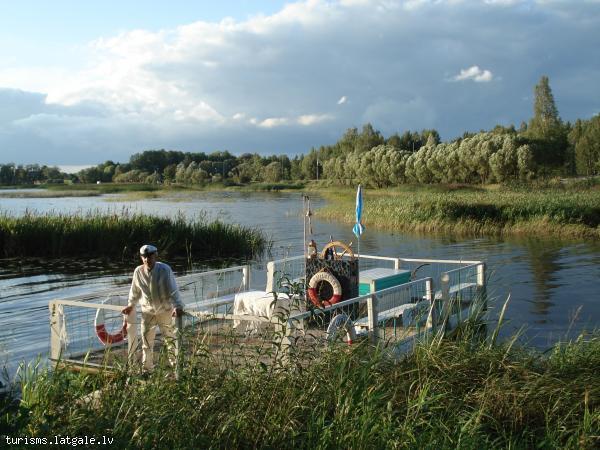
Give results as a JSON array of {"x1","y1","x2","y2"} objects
[
  {"x1": 308, "y1": 270, "x2": 342, "y2": 308},
  {"x1": 95, "y1": 304, "x2": 127, "y2": 345}
]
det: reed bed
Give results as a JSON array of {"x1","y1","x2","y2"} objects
[
  {"x1": 45, "y1": 183, "x2": 162, "y2": 194},
  {"x1": 318, "y1": 186, "x2": 600, "y2": 239},
  {"x1": 0, "y1": 190, "x2": 101, "y2": 198},
  {"x1": 2, "y1": 329, "x2": 598, "y2": 448},
  {"x1": 0, "y1": 210, "x2": 267, "y2": 259}
]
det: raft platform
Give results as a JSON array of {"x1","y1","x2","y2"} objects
[{"x1": 48, "y1": 254, "x2": 486, "y2": 373}]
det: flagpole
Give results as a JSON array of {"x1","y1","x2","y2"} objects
[
  {"x1": 353, "y1": 184, "x2": 364, "y2": 264},
  {"x1": 357, "y1": 225, "x2": 360, "y2": 260}
]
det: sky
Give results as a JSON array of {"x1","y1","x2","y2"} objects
[{"x1": 0, "y1": 0, "x2": 599, "y2": 166}]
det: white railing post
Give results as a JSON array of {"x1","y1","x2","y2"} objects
[
  {"x1": 243, "y1": 265, "x2": 251, "y2": 292},
  {"x1": 265, "y1": 262, "x2": 274, "y2": 292},
  {"x1": 277, "y1": 318, "x2": 293, "y2": 366},
  {"x1": 440, "y1": 272, "x2": 450, "y2": 332},
  {"x1": 394, "y1": 258, "x2": 401, "y2": 270},
  {"x1": 476, "y1": 261, "x2": 488, "y2": 317},
  {"x1": 49, "y1": 301, "x2": 62, "y2": 361},
  {"x1": 425, "y1": 277, "x2": 436, "y2": 330},
  {"x1": 477, "y1": 262, "x2": 486, "y2": 288},
  {"x1": 367, "y1": 293, "x2": 378, "y2": 343},
  {"x1": 175, "y1": 314, "x2": 183, "y2": 379}
]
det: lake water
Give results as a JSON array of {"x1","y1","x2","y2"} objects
[{"x1": 1, "y1": 190, "x2": 599, "y2": 379}]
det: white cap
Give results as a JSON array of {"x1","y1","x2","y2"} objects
[{"x1": 139, "y1": 244, "x2": 158, "y2": 256}]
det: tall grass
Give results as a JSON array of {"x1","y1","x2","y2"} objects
[
  {"x1": 2, "y1": 328, "x2": 598, "y2": 448},
  {"x1": 0, "y1": 210, "x2": 268, "y2": 259},
  {"x1": 318, "y1": 185, "x2": 600, "y2": 239}
]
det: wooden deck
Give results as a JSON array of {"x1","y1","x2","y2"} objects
[{"x1": 54, "y1": 311, "x2": 432, "y2": 374}]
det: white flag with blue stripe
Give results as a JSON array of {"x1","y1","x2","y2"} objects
[{"x1": 353, "y1": 184, "x2": 365, "y2": 238}]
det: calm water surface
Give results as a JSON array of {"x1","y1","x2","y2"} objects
[{"x1": 1, "y1": 191, "x2": 599, "y2": 379}]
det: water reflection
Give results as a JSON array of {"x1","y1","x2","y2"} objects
[{"x1": 525, "y1": 240, "x2": 563, "y2": 319}]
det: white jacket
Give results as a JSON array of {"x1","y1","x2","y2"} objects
[{"x1": 127, "y1": 262, "x2": 183, "y2": 313}]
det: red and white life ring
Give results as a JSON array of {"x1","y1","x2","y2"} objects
[
  {"x1": 308, "y1": 270, "x2": 342, "y2": 308},
  {"x1": 326, "y1": 313, "x2": 356, "y2": 345},
  {"x1": 95, "y1": 302, "x2": 128, "y2": 345}
]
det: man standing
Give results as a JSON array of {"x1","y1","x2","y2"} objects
[{"x1": 122, "y1": 244, "x2": 184, "y2": 372}]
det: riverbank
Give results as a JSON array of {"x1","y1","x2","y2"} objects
[
  {"x1": 0, "y1": 211, "x2": 268, "y2": 259},
  {"x1": 0, "y1": 182, "x2": 306, "y2": 198},
  {"x1": 3, "y1": 182, "x2": 600, "y2": 239},
  {"x1": 2, "y1": 331, "x2": 598, "y2": 448},
  {"x1": 316, "y1": 185, "x2": 600, "y2": 240}
]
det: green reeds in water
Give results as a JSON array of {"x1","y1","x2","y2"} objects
[
  {"x1": 2, "y1": 319, "x2": 598, "y2": 448},
  {"x1": 319, "y1": 186, "x2": 600, "y2": 239},
  {"x1": 0, "y1": 210, "x2": 268, "y2": 259}
]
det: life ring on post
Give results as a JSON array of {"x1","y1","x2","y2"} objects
[
  {"x1": 95, "y1": 297, "x2": 128, "y2": 345},
  {"x1": 308, "y1": 270, "x2": 342, "y2": 308},
  {"x1": 326, "y1": 313, "x2": 356, "y2": 345}
]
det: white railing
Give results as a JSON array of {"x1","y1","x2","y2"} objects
[
  {"x1": 48, "y1": 264, "x2": 252, "y2": 369},
  {"x1": 49, "y1": 258, "x2": 486, "y2": 370}
]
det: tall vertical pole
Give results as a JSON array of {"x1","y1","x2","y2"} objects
[
  {"x1": 303, "y1": 196, "x2": 307, "y2": 260},
  {"x1": 175, "y1": 314, "x2": 183, "y2": 380}
]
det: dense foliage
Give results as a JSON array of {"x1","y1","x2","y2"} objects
[{"x1": 0, "y1": 163, "x2": 70, "y2": 185}]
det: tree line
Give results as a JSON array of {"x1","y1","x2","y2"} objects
[
  {"x1": 2, "y1": 76, "x2": 599, "y2": 187},
  {"x1": 0, "y1": 164, "x2": 70, "y2": 185}
]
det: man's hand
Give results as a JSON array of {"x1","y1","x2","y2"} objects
[
  {"x1": 172, "y1": 307, "x2": 184, "y2": 317},
  {"x1": 122, "y1": 305, "x2": 133, "y2": 315}
]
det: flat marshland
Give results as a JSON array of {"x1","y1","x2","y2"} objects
[
  {"x1": 317, "y1": 184, "x2": 600, "y2": 239},
  {"x1": 2, "y1": 329, "x2": 598, "y2": 448}
]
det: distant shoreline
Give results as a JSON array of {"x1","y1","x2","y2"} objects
[{"x1": 2, "y1": 182, "x2": 599, "y2": 240}]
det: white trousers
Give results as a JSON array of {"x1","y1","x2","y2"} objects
[{"x1": 141, "y1": 310, "x2": 176, "y2": 371}]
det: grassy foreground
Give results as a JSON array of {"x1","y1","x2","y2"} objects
[
  {"x1": 317, "y1": 185, "x2": 600, "y2": 239},
  {"x1": 2, "y1": 332, "x2": 598, "y2": 448},
  {"x1": 0, "y1": 211, "x2": 267, "y2": 259}
]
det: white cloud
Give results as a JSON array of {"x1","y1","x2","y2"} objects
[
  {"x1": 453, "y1": 66, "x2": 494, "y2": 82},
  {"x1": 484, "y1": 0, "x2": 525, "y2": 5},
  {"x1": 0, "y1": 0, "x2": 599, "y2": 163},
  {"x1": 258, "y1": 117, "x2": 289, "y2": 128},
  {"x1": 297, "y1": 114, "x2": 333, "y2": 125}
]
